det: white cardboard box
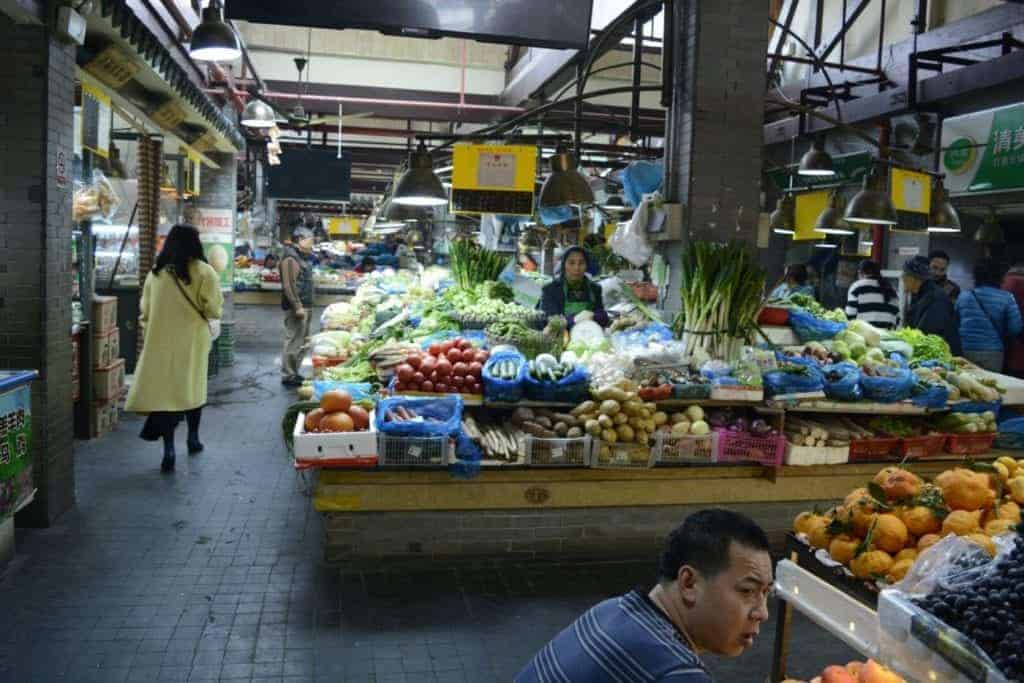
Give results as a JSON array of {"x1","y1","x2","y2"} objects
[{"x1": 293, "y1": 411, "x2": 378, "y2": 467}]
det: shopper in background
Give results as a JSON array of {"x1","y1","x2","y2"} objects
[
  {"x1": 956, "y1": 258, "x2": 1023, "y2": 372},
  {"x1": 769, "y1": 263, "x2": 814, "y2": 301},
  {"x1": 1002, "y1": 264, "x2": 1024, "y2": 377},
  {"x1": 125, "y1": 224, "x2": 224, "y2": 473},
  {"x1": 539, "y1": 246, "x2": 609, "y2": 328},
  {"x1": 929, "y1": 250, "x2": 961, "y2": 302},
  {"x1": 279, "y1": 227, "x2": 316, "y2": 387},
  {"x1": 903, "y1": 256, "x2": 962, "y2": 356},
  {"x1": 353, "y1": 256, "x2": 376, "y2": 274},
  {"x1": 263, "y1": 253, "x2": 278, "y2": 271},
  {"x1": 516, "y1": 509, "x2": 772, "y2": 683},
  {"x1": 845, "y1": 260, "x2": 900, "y2": 330}
]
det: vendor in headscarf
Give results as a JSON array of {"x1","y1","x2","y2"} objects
[{"x1": 539, "y1": 246, "x2": 609, "y2": 328}]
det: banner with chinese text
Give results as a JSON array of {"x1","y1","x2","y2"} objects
[{"x1": 941, "y1": 103, "x2": 1024, "y2": 194}]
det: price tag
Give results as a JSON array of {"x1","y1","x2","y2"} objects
[
  {"x1": 408, "y1": 445, "x2": 422, "y2": 459},
  {"x1": 550, "y1": 447, "x2": 565, "y2": 461}
]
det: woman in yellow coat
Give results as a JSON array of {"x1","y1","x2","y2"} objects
[{"x1": 125, "y1": 224, "x2": 223, "y2": 472}]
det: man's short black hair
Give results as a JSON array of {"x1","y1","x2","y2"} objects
[
  {"x1": 929, "y1": 250, "x2": 950, "y2": 262},
  {"x1": 974, "y1": 258, "x2": 1006, "y2": 288},
  {"x1": 658, "y1": 509, "x2": 770, "y2": 582}
]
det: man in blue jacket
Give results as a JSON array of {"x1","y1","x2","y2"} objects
[{"x1": 957, "y1": 258, "x2": 1023, "y2": 372}]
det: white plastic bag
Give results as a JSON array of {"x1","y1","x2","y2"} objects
[{"x1": 610, "y1": 198, "x2": 654, "y2": 267}]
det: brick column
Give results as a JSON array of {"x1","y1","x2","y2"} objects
[
  {"x1": 0, "y1": 20, "x2": 76, "y2": 526},
  {"x1": 136, "y1": 137, "x2": 161, "y2": 359}
]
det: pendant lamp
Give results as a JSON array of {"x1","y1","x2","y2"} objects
[
  {"x1": 240, "y1": 98, "x2": 275, "y2": 128},
  {"x1": 814, "y1": 191, "x2": 854, "y2": 235},
  {"x1": 189, "y1": 2, "x2": 241, "y2": 62},
  {"x1": 769, "y1": 193, "x2": 795, "y2": 235},
  {"x1": 974, "y1": 210, "x2": 1004, "y2": 244},
  {"x1": 844, "y1": 163, "x2": 897, "y2": 225},
  {"x1": 393, "y1": 142, "x2": 448, "y2": 207},
  {"x1": 539, "y1": 146, "x2": 594, "y2": 208},
  {"x1": 927, "y1": 181, "x2": 961, "y2": 233},
  {"x1": 798, "y1": 138, "x2": 835, "y2": 177}
]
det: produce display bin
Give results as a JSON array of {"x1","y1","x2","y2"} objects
[
  {"x1": 671, "y1": 383, "x2": 711, "y2": 400},
  {"x1": 293, "y1": 412, "x2": 378, "y2": 469},
  {"x1": 0, "y1": 371, "x2": 37, "y2": 519},
  {"x1": 91, "y1": 295, "x2": 118, "y2": 333},
  {"x1": 709, "y1": 385, "x2": 764, "y2": 402},
  {"x1": 377, "y1": 433, "x2": 453, "y2": 468},
  {"x1": 898, "y1": 434, "x2": 946, "y2": 459},
  {"x1": 653, "y1": 432, "x2": 717, "y2": 465},
  {"x1": 848, "y1": 437, "x2": 902, "y2": 462},
  {"x1": 523, "y1": 435, "x2": 590, "y2": 467},
  {"x1": 591, "y1": 440, "x2": 654, "y2": 469},
  {"x1": 92, "y1": 327, "x2": 120, "y2": 369},
  {"x1": 757, "y1": 306, "x2": 790, "y2": 326},
  {"x1": 943, "y1": 432, "x2": 997, "y2": 455},
  {"x1": 713, "y1": 429, "x2": 785, "y2": 466}
]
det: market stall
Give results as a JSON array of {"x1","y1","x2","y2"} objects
[{"x1": 279, "y1": 239, "x2": 1024, "y2": 569}]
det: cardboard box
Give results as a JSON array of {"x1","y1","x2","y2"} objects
[
  {"x1": 91, "y1": 295, "x2": 118, "y2": 333},
  {"x1": 93, "y1": 358, "x2": 125, "y2": 401},
  {"x1": 92, "y1": 327, "x2": 120, "y2": 369},
  {"x1": 293, "y1": 411, "x2": 378, "y2": 468},
  {"x1": 90, "y1": 398, "x2": 118, "y2": 438}
]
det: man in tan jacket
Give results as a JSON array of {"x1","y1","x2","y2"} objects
[{"x1": 280, "y1": 227, "x2": 316, "y2": 386}]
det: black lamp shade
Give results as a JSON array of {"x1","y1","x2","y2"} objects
[
  {"x1": 190, "y1": 5, "x2": 241, "y2": 62},
  {"x1": 844, "y1": 169, "x2": 897, "y2": 225},
  {"x1": 814, "y1": 192, "x2": 854, "y2": 235},
  {"x1": 974, "y1": 212, "x2": 1004, "y2": 243},
  {"x1": 240, "y1": 98, "x2": 275, "y2": 128},
  {"x1": 539, "y1": 148, "x2": 594, "y2": 207},
  {"x1": 927, "y1": 183, "x2": 961, "y2": 233},
  {"x1": 769, "y1": 194, "x2": 795, "y2": 234},
  {"x1": 393, "y1": 144, "x2": 447, "y2": 207},
  {"x1": 798, "y1": 139, "x2": 835, "y2": 177}
]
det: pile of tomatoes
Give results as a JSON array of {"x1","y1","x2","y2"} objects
[{"x1": 393, "y1": 338, "x2": 490, "y2": 395}]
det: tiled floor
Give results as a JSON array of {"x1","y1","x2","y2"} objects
[{"x1": 0, "y1": 305, "x2": 855, "y2": 682}]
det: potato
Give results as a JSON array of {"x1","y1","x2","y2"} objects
[
  {"x1": 553, "y1": 422, "x2": 569, "y2": 437},
  {"x1": 571, "y1": 401, "x2": 596, "y2": 416},
  {"x1": 599, "y1": 400, "x2": 622, "y2": 416},
  {"x1": 597, "y1": 414, "x2": 614, "y2": 429},
  {"x1": 653, "y1": 411, "x2": 668, "y2": 426},
  {"x1": 599, "y1": 445, "x2": 611, "y2": 459},
  {"x1": 617, "y1": 425, "x2": 635, "y2": 442},
  {"x1": 566, "y1": 426, "x2": 583, "y2": 438},
  {"x1": 602, "y1": 429, "x2": 618, "y2": 444},
  {"x1": 613, "y1": 412, "x2": 629, "y2": 425},
  {"x1": 584, "y1": 419, "x2": 601, "y2": 436},
  {"x1": 670, "y1": 412, "x2": 689, "y2": 424},
  {"x1": 623, "y1": 401, "x2": 644, "y2": 416}
]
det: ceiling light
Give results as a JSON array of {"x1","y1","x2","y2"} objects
[
  {"x1": 241, "y1": 98, "x2": 275, "y2": 128},
  {"x1": 814, "y1": 241, "x2": 838, "y2": 249},
  {"x1": 814, "y1": 190, "x2": 854, "y2": 235},
  {"x1": 844, "y1": 164, "x2": 897, "y2": 226},
  {"x1": 539, "y1": 146, "x2": 594, "y2": 208},
  {"x1": 798, "y1": 138, "x2": 835, "y2": 177},
  {"x1": 861, "y1": 241, "x2": 874, "y2": 247},
  {"x1": 393, "y1": 141, "x2": 448, "y2": 207},
  {"x1": 769, "y1": 193, "x2": 795, "y2": 235},
  {"x1": 598, "y1": 195, "x2": 630, "y2": 212},
  {"x1": 927, "y1": 180, "x2": 961, "y2": 233},
  {"x1": 974, "y1": 210, "x2": 1004, "y2": 244},
  {"x1": 188, "y1": 2, "x2": 241, "y2": 62}
]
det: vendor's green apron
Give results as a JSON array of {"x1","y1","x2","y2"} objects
[{"x1": 563, "y1": 280, "x2": 592, "y2": 318}]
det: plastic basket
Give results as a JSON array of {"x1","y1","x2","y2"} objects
[
  {"x1": 898, "y1": 434, "x2": 946, "y2": 459},
  {"x1": 377, "y1": 433, "x2": 453, "y2": 467},
  {"x1": 523, "y1": 435, "x2": 591, "y2": 467},
  {"x1": 943, "y1": 432, "x2": 997, "y2": 456},
  {"x1": 713, "y1": 430, "x2": 785, "y2": 466},
  {"x1": 994, "y1": 431, "x2": 1024, "y2": 450},
  {"x1": 848, "y1": 437, "x2": 902, "y2": 462},
  {"x1": 653, "y1": 432, "x2": 717, "y2": 465},
  {"x1": 591, "y1": 440, "x2": 653, "y2": 469}
]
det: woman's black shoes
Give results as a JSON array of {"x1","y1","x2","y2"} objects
[
  {"x1": 160, "y1": 453, "x2": 175, "y2": 472},
  {"x1": 187, "y1": 440, "x2": 204, "y2": 455}
]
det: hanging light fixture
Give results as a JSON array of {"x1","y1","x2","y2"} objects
[
  {"x1": 599, "y1": 195, "x2": 629, "y2": 212},
  {"x1": 927, "y1": 179, "x2": 961, "y2": 233},
  {"x1": 769, "y1": 193, "x2": 795, "y2": 235},
  {"x1": 189, "y1": 2, "x2": 241, "y2": 62},
  {"x1": 798, "y1": 138, "x2": 835, "y2": 177},
  {"x1": 844, "y1": 163, "x2": 897, "y2": 225},
  {"x1": 813, "y1": 240, "x2": 838, "y2": 249},
  {"x1": 539, "y1": 146, "x2": 594, "y2": 208},
  {"x1": 814, "y1": 190, "x2": 854, "y2": 235},
  {"x1": 974, "y1": 209, "x2": 1004, "y2": 244},
  {"x1": 240, "y1": 98, "x2": 275, "y2": 128},
  {"x1": 393, "y1": 141, "x2": 448, "y2": 207}
]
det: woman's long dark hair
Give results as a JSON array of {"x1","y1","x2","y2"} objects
[
  {"x1": 859, "y1": 259, "x2": 897, "y2": 302},
  {"x1": 154, "y1": 224, "x2": 207, "y2": 285}
]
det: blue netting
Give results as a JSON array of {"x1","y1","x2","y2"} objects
[
  {"x1": 451, "y1": 433, "x2": 482, "y2": 479},
  {"x1": 522, "y1": 365, "x2": 591, "y2": 403},
  {"x1": 481, "y1": 351, "x2": 527, "y2": 403},
  {"x1": 311, "y1": 381, "x2": 376, "y2": 403},
  {"x1": 822, "y1": 362, "x2": 862, "y2": 401},
  {"x1": 763, "y1": 366, "x2": 824, "y2": 398},
  {"x1": 375, "y1": 396, "x2": 464, "y2": 437},
  {"x1": 860, "y1": 367, "x2": 915, "y2": 403},
  {"x1": 911, "y1": 383, "x2": 950, "y2": 409},
  {"x1": 788, "y1": 309, "x2": 847, "y2": 342},
  {"x1": 611, "y1": 323, "x2": 675, "y2": 351},
  {"x1": 995, "y1": 416, "x2": 1024, "y2": 449},
  {"x1": 620, "y1": 161, "x2": 664, "y2": 207}
]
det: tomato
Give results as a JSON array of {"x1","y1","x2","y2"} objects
[
  {"x1": 446, "y1": 347, "x2": 463, "y2": 363},
  {"x1": 421, "y1": 380, "x2": 434, "y2": 392},
  {"x1": 468, "y1": 361, "x2": 483, "y2": 378},
  {"x1": 395, "y1": 364, "x2": 414, "y2": 383},
  {"x1": 435, "y1": 383, "x2": 448, "y2": 393},
  {"x1": 473, "y1": 350, "x2": 489, "y2": 364},
  {"x1": 436, "y1": 359, "x2": 453, "y2": 376},
  {"x1": 452, "y1": 362, "x2": 469, "y2": 376},
  {"x1": 440, "y1": 340, "x2": 456, "y2": 354},
  {"x1": 420, "y1": 356, "x2": 437, "y2": 375},
  {"x1": 406, "y1": 354, "x2": 422, "y2": 369},
  {"x1": 451, "y1": 376, "x2": 465, "y2": 388},
  {"x1": 457, "y1": 339, "x2": 474, "y2": 351},
  {"x1": 394, "y1": 381, "x2": 406, "y2": 392},
  {"x1": 428, "y1": 343, "x2": 442, "y2": 357},
  {"x1": 412, "y1": 371, "x2": 425, "y2": 384},
  {"x1": 407, "y1": 382, "x2": 420, "y2": 392},
  {"x1": 428, "y1": 370, "x2": 439, "y2": 382}
]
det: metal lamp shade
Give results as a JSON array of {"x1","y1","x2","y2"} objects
[
  {"x1": 189, "y1": 5, "x2": 241, "y2": 62},
  {"x1": 798, "y1": 140, "x2": 835, "y2": 177},
  {"x1": 974, "y1": 212, "x2": 1004, "y2": 243},
  {"x1": 599, "y1": 195, "x2": 628, "y2": 212},
  {"x1": 539, "y1": 149, "x2": 594, "y2": 208},
  {"x1": 769, "y1": 194, "x2": 795, "y2": 235},
  {"x1": 844, "y1": 172, "x2": 897, "y2": 225},
  {"x1": 393, "y1": 146, "x2": 448, "y2": 207},
  {"x1": 814, "y1": 192, "x2": 854, "y2": 235},
  {"x1": 240, "y1": 99, "x2": 275, "y2": 128},
  {"x1": 927, "y1": 185, "x2": 961, "y2": 233}
]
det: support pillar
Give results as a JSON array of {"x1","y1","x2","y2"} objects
[
  {"x1": 662, "y1": 0, "x2": 769, "y2": 315},
  {"x1": 0, "y1": 18, "x2": 76, "y2": 525}
]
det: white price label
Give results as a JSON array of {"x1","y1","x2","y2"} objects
[
  {"x1": 408, "y1": 445, "x2": 422, "y2": 458},
  {"x1": 477, "y1": 152, "x2": 517, "y2": 188},
  {"x1": 550, "y1": 447, "x2": 565, "y2": 461}
]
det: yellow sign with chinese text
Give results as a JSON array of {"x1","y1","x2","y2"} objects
[
  {"x1": 891, "y1": 167, "x2": 932, "y2": 214},
  {"x1": 452, "y1": 144, "x2": 536, "y2": 191},
  {"x1": 326, "y1": 217, "x2": 361, "y2": 236},
  {"x1": 151, "y1": 100, "x2": 187, "y2": 130},
  {"x1": 793, "y1": 190, "x2": 830, "y2": 241},
  {"x1": 84, "y1": 45, "x2": 141, "y2": 90}
]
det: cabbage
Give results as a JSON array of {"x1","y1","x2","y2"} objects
[
  {"x1": 848, "y1": 319, "x2": 882, "y2": 348},
  {"x1": 831, "y1": 340, "x2": 851, "y2": 360},
  {"x1": 865, "y1": 347, "x2": 887, "y2": 363},
  {"x1": 849, "y1": 342, "x2": 867, "y2": 360}
]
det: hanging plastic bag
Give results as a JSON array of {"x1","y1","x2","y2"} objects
[
  {"x1": 620, "y1": 160, "x2": 664, "y2": 207},
  {"x1": 311, "y1": 381, "x2": 375, "y2": 403},
  {"x1": 610, "y1": 198, "x2": 654, "y2": 267},
  {"x1": 860, "y1": 366, "x2": 915, "y2": 403},
  {"x1": 73, "y1": 169, "x2": 121, "y2": 222},
  {"x1": 763, "y1": 364, "x2": 824, "y2": 398},
  {"x1": 788, "y1": 308, "x2": 847, "y2": 342}
]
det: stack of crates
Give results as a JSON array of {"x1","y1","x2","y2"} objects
[
  {"x1": 217, "y1": 321, "x2": 235, "y2": 367},
  {"x1": 91, "y1": 296, "x2": 123, "y2": 438}
]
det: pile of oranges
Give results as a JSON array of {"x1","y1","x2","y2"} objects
[{"x1": 302, "y1": 390, "x2": 371, "y2": 433}]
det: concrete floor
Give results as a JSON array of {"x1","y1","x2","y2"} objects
[{"x1": 0, "y1": 304, "x2": 856, "y2": 682}]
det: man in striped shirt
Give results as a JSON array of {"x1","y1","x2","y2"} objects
[
  {"x1": 516, "y1": 510, "x2": 773, "y2": 682},
  {"x1": 845, "y1": 260, "x2": 900, "y2": 330}
]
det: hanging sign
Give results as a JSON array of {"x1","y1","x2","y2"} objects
[
  {"x1": 793, "y1": 190, "x2": 830, "y2": 241},
  {"x1": 0, "y1": 378, "x2": 32, "y2": 501},
  {"x1": 941, "y1": 102, "x2": 1024, "y2": 194},
  {"x1": 81, "y1": 83, "x2": 111, "y2": 159},
  {"x1": 450, "y1": 143, "x2": 536, "y2": 216},
  {"x1": 184, "y1": 150, "x2": 202, "y2": 196},
  {"x1": 196, "y1": 208, "x2": 233, "y2": 291},
  {"x1": 326, "y1": 217, "x2": 360, "y2": 236},
  {"x1": 191, "y1": 129, "x2": 219, "y2": 155},
  {"x1": 890, "y1": 167, "x2": 930, "y2": 231},
  {"x1": 84, "y1": 45, "x2": 140, "y2": 90},
  {"x1": 151, "y1": 100, "x2": 187, "y2": 130}
]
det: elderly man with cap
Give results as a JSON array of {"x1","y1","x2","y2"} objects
[
  {"x1": 903, "y1": 255, "x2": 962, "y2": 357},
  {"x1": 279, "y1": 226, "x2": 316, "y2": 387}
]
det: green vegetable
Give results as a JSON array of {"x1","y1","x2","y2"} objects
[
  {"x1": 449, "y1": 239, "x2": 509, "y2": 290},
  {"x1": 891, "y1": 328, "x2": 953, "y2": 364},
  {"x1": 868, "y1": 416, "x2": 917, "y2": 437}
]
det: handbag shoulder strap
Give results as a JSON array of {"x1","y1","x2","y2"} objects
[
  {"x1": 972, "y1": 290, "x2": 1003, "y2": 336},
  {"x1": 168, "y1": 268, "x2": 209, "y2": 323}
]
